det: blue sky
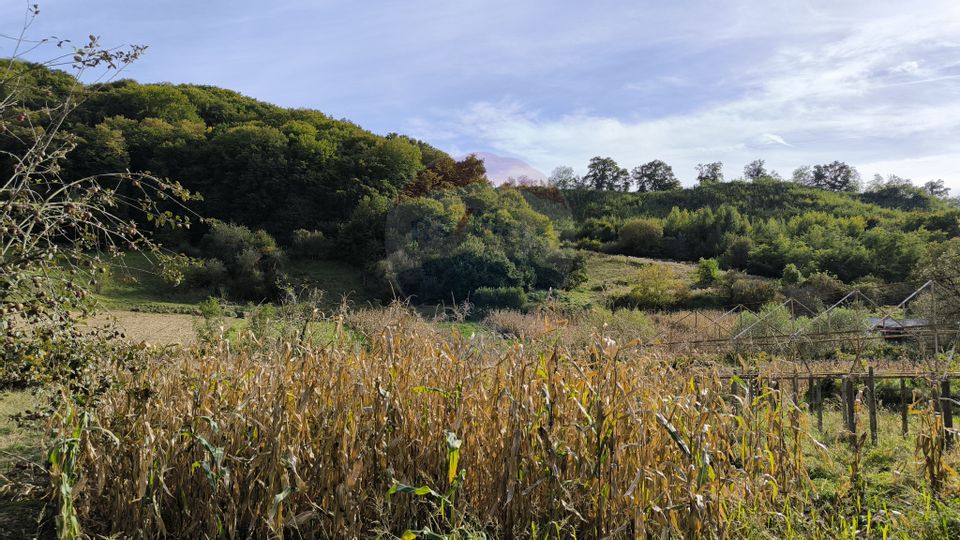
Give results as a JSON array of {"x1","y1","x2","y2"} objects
[{"x1": 4, "y1": 0, "x2": 960, "y2": 187}]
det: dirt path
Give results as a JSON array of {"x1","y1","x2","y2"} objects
[{"x1": 87, "y1": 311, "x2": 238, "y2": 346}]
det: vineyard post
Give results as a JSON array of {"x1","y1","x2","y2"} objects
[
  {"x1": 815, "y1": 379, "x2": 823, "y2": 432},
  {"x1": 867, "y1": 367, "x2": 878, "y2": 446},
  {"x1": 900, "y1": 378, "x2": 908, "y2": 437},
  {"x1": 942, "y1": 378, "x2": 953, "y2": 448},
  {"x1": 843, "y1": 377, "x2": 857, "y2": 445},
  {"x1": 791, "y1": 369, "x2": 799, "y2": 406}
]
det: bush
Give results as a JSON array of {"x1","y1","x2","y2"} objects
[
  {"x1": 783, "y1": 271, "x2": 846, "y2": 311},
  {"x1": 781, "y1": 263, "x2": 804, "y2": 286},
  {"x1": 696, "y1": 257, "x2": 722, "y2": 286},
  {"x1": 532, "y1": 249, "x2": 587, "y2": 290},
  {"x1": 612, "y1": 264, "x2": 689, "y2": 310},
  {"x1": 186, "y1": 258, "x2": 229, "y2": 289},
  {"x1": 290, "y1": 229, "x2": 329, "y2": 259},
  {"x1": 471, "y1": 286, "x2": 529, "y2": 312},
  {"x1": 719, "y1": 271, "x2": 781, "y2": 307},
  {"x1": 617, "y1": 218, "x2": 663, "y2": 256},
  {"x1": 578, "y1": 217, "x2": 619, "y2": 242},
  {"x1": 196, "y1": 221, "x2": 285, "y2": 301}
]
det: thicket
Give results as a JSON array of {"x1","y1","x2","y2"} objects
[{"x1": 554, "y1": 181, "x2": 957, "y2": 283}]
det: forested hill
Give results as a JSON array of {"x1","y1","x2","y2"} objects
[
  {"x1": 7, "y1": 60, "x2": 959, "y2": 303},
  {"x1": 528, "y1": 179, "x2": 960, "y2": 283},
  {"x1": 3, "y1": 61, "x2": 485, "y2": 241}
]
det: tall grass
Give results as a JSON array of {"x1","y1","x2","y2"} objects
[{"x1": 49, "y1": 309, "x2": 819, "y2": 538}]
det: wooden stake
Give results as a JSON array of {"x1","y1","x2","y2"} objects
[
  {"x1": 867, "y1": 367, "x2": 878, "y2": 446},
  {"x1": 816, "y1": 379, "x2": 823, "y2": 433},
  {"x1": 844, "y1": 377, "x2": 857, "y2": 444},
  {"x1": 900, "y1": 378, "x2": 909, "y2": 437},
  {"x1": 942, "y1": 378, "x2": 954, "y2": 449}
]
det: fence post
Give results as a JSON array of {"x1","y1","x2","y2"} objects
[
  {"x1": 867, "y1": 367, "x2": 878, "y2": 446},
  {"x1": 942, "y1": 378, "x2": 954, "y2": 449},
  {"x1": 900, "y1": 378, "x2": 909, "y2": 437},
  {"x1": 843, "y1": 377, "x2": 857, "y2": 445},
  {"x1": 791, "y1": 369, "x2": 799, "y2": 406},
  {"x1": 816, "y1": 378, "x2": 823, "y2": 433}
]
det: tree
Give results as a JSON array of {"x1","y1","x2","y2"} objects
[
  {"x1": 796, "y1": 161, "x2": 861, "y2": 192},
  {"x1": 924, "y1": 179, "x2": 951, "y2": 198},
  {"x1": 548, "y1": 165, "x2": 582, "y2": 189},
  {"x1": 696, "y1": 258, "x2": 722, "y2": 286},
  {"x1": 695, "y1": 162, "x2": 723, "y2": 185},
  {"x1": 1, "y1": 13, "x2": 194, "y2": 381},
  {"x1": 631, "y1": 160, "x2": 681, "y2": 192},
  {"x1": 743, "y1": 159, "x2": 767, "y2": 181},
  {"x1": 584, "y1": 156, "x2": 630, "y2": 191},
  {"x1": 791, "y1": 166, "x2": 813, "y2": 185}
]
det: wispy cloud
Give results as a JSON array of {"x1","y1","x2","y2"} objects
[{"x1": 408, "y1": 0, "x2": 960, "y2": 185}]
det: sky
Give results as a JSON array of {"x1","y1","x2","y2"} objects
[{"x1": 3, "y1": 0, "x2": 960, "y2": 187}]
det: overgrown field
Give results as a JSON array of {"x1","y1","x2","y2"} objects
[{"x1": 24, "y1": 307, "x2": 959, "y2": 539}]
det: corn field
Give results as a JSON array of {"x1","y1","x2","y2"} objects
[{"x1": 45, "y1": 308, "x2": 956, "y2": 539}]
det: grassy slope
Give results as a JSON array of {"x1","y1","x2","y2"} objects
[{"x1": 564, "y1": 250, "x2": 704, "y2": 309}]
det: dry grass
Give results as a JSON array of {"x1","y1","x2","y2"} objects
[{"x1": 45, "y1": 308, "x2": 823, "y2": 539}]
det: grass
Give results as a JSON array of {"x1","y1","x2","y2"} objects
[
  {"x1": 94, "y1": 251, "x2": 207, "y2": 312},
  {"x1": 284, "y1": 258, "x2": 378, "y2": 309},
  {"x1": 564, "y1": 250, "x2": 702, "y2": 309},
  {"x1": 0, "y1": 390, "x2": 49, "y2": 539}
]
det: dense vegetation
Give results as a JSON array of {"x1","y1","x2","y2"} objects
[
  {"x1": 527, "y1": 179, "x2": 958, "y2": 284},
  {"x1": 2, "y1": 61, "x2": 584, "y2": 304}
]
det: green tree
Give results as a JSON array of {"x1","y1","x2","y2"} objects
[
  {"x1": 743, "y1": 159, "x2": 767, "y2": 181},
  {"x1": 584, "y1": 156, "x2": 630, "y2": 191},
  {"x1": 796, "y1": 161, "x2": 861, "y2": 192},
  {"x1": 631, "y1": 160, "x2": 681, "y2": 192},
  {"x1": 696, "y1": 258, "x2": 722, "y2": 286},
  {"x1": 695, "y1": 162, "x2": 723, "y2": 185}
]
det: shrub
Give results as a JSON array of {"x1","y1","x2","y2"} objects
[
  {"x1": 719, "y1": 271, "x2": 781, "y2": 307},
  {"x1": 696, "y1": 257, "x2": 722, "y2": 286},
  {"x1": 290, "y1": 229, "x2": 329, "y2": 259},
  {"x1": 186, "y1": 258, "x2": 229, "y2": 289},
  {"x1": 784, "y1": 271, "x2": 846, "y2": 311},
  {"x1": 578, "y1": 217, "x2": 619, "y2": 242},
  {"x1": 471, "y1": 286, "x2": 529, "y2": 312},
  {"x1": 617, "y1": 218, "x2": 663, "y2": 256},
  {"x1": 781, "y1": 263, "x2": 804, "y2": 286},
  {"x1": 532, "y1": 249, "x2": 588, "y2": 290},
  {"x1": 612, "y1": 264, "x2": 689, "y2": 310},
  {"x1": 197, "y1": 221, "x2": 285, "y2": 301}
]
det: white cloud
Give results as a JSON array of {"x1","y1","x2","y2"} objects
[{"x1": 408, "y1": 0, "x2": 960, "y2": 187}]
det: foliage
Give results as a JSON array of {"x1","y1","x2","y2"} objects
[
  {"x1": 794, "y1": 161, "x2": 861, "y2": 192},
  {"x1": 583, "y1": 156, "x2": 630, "y2": 191},
  {"x1": 696, "y1": 257, "x2": 722, "y2": 287},
  {"x1": 781, "y1": 263, "x2": 804, "y2": 286},
  {"x1": 289, "y1": 229, "x2": 329, "y2": 259},
  {"x1": 616, "y1": 217, "x2": 663, "y2": 256},
  {"x1": 612, "y1": 264, "x2": 689, "y2": 309},
  {"x1": 631, "y1": 159, "x2": 681, "y2": 192},
  {"x1": 470, "y1": 286, "x2": 528, "y2": 312},
  {"x1": 563, "y1": 180, "x2": 951, "y2": 284},
  {"x1": 695, "y1": 161, "x2": 723, "y2": 185},
  {"x1": 719, "y1": 271, "x2": 781, "y2": 307},
  {"x1": 190, "y1": 221, "x2": 284, "y2": 301},
  {"x1": 378, "y1": 183, "x2": 583, "y2": 302},
  {"x1": 1, "y1": 27, "x2": 194, "y2": 385}
]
